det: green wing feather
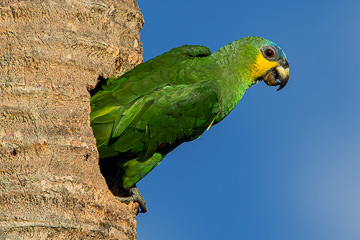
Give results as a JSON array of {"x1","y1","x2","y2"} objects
[{"x1": 91, "y1": 45, "x2": 217, "y2": 188}]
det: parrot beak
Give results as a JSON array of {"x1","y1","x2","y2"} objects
[{"x1": 262, "y1": 59, "x2": 290, "y2": 91}]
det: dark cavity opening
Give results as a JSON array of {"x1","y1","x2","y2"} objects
[{"x1": 87, "y1": 75, "x2": 108, "y2": 97}]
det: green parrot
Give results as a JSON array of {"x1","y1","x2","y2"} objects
[{"x1": 90, "y1": 36, "x2": 289, "y2": 213}]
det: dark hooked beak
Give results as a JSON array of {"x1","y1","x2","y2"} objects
[{"x1": 262, "y1": 59, "x2": 290, "y2": 91}]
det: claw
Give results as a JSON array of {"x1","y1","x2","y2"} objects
[{"x1": 116, "y1": 185, "x2": 148, "y2": 213}]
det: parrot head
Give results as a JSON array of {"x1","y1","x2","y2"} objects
[{"x1": 243, "y1": 37, "x2": 290, "y2": 91}]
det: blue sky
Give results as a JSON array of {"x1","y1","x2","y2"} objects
[{"x1": 135, "y1": 0, "x2": 360, "y2": 239}]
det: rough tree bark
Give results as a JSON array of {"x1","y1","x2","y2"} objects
[{"x1": 0, "y1": 0, "x2": 143, "y2": 239}]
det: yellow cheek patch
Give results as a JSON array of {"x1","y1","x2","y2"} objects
[{"x1": 250, "y1": 52, "x2": 278, "y2": 79}]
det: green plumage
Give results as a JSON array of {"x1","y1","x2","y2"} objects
[{"x1": 90, "y1": 36, "x2": 289, "y2": 189}]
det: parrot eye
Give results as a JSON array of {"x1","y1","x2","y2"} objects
[
  {"x1": 265, "y1": 49, "x2": 274, "y2": 58},
  {"x1": 261, "y1": 45, "x2": 279, "y2": 60}
]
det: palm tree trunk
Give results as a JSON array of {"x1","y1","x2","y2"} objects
[{"x1": 0, "y1": 0, "x2": 143, "y2": 239}]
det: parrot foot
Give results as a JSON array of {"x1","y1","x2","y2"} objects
[{"x1": 116, "y1": 186, "x2": 148, "y2": 213}]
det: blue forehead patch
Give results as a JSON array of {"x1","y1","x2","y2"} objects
[{"x1": 269, "y1": 42, "x2": 286, "y2": 59}]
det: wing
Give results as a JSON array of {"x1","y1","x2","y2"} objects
[{"x1": 90, "y1": 45, "x2": 215, "y2": 187}]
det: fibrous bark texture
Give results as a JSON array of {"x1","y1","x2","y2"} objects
[{"x1": 0, "y1": 0, "x2": 143, "y2": 239}]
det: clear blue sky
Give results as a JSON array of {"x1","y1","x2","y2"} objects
[{"x1": 135, "y1": 1, "x2": 360, "y2": 239}]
